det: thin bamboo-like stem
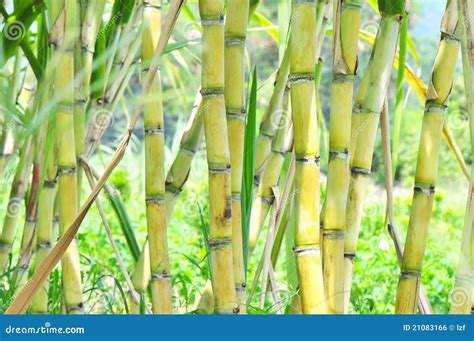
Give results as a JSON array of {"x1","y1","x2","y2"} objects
[
  {"x1": 322, "y1": 0, "x2": 362, "y2": 315},
  {"x1": 343, "y1": 0, "x2": 403, "y2": 313},
  {"x1": 74, "y1": 0, "x2": 106, "y2": 205},
  {"x1": 224, "y1": 0, "x2": 250, "y2": 314},
  {"x1": 289, "y1": 0, "x2": 325, "y2": 314},
  {"x1": 165, "y1": 92, "x2": 203, "y2": 209},
  {"x1": 381, "y1": 100, "x2": 433, "y2": 314},
  {"x1": 0, "y1": 49, "x2": 22, "y2": 176},
  {"x1": 315, "y1": 0, "x2": 333, "y2": 60},
  {"x1": 0, "y1": 61, "x2": 36, "y2": 274},
  {"x1": 50, "y1": 0, "x2": 84, "y2": 314},
  {"x1": 26, "y1": 66, "x2": 56, "y2": 313},
  {"x1": 198, "y1": 0, "x2": 237, "y2": 314},
  {"x1": 0, "y1": 140, "x2": 33, "y2": 274},
  {"x1": 14, "y1": 79, "x2": 47, "y2": 294},
  {"x1": 449, "y1": 0, "x2": 474, "y2": 315},
  {"x1": 131, "y1": 92, "x2": 204, "y2": 312},
  {"x1": 249, "y1": 91, "x2": 291, "y2": 251},
  {"x1": 248, "y1": 154, "x2": 295, "y2": 305},
  {"x1": 254, "y1": 47, "x2": 290, "y2": 186},
  {"x1": 14, "y1": 158, "x2": 40, "y2": 292},
  {"x1": 260, "y1": 187, "x2": 280, "y2": 309},
  {"x1": 30, "y1": 142, "x2": 57, "y2": 313},
  {"x1": 84, "y1": 6, "x2": 143, "y2": 158},
  {"x1": 395, "y1": 1, "x2": 459, "y2": 314},
  {"x1": 142, "y1": 0, "x2": 173, "y2": 314}
]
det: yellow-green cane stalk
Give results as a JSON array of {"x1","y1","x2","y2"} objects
[
  {"x1": 14, "y1": 215, "x2": 37, "y2": 292},
  {"x1": 246, "y1": 49, "x2": 290, "y2": 257},
  {"x1": 142, "y1": 0, "x2": 173, "y2": 314},
  {"x1": 395, "y1": 1, "x2": 459, "y2": 314},
  {"x1": 449, "y1": 0, "x2": 474, "y2": 315},
  {"x1": 29, "y1": 85, "x2": 58, "y2": 312},
  {"x1": 224, "y1": 0, "x2": 250, "y2": 312},
  {"x1": 15, "y1": 135, "x2": 44, "y2": 290},
  {"x1": 0, "y1": 141, "x2": 33, "y2": 274},
  {"x1": 30, "y1": 154, "x2": 57, "y2": 313},
  {"x1": 289, "y1": 0, "x2": 325, "y2": 314},
  {"x1": 0, "y1": 49, "x2": 23, "y2": 177},
  {"x1": 197, "y1": 49, "x2": 291, "y2": 312},
  {"x1": 254, "y1": 47, "x2": 290, "y2": 185},
  {"x1": 104, "y1": 2, "x2": 140, "y2": 99},
  {"x1": 130, "y1": 93, "x2": 204, "y2": 312},
  {"x1": 248, "y1": 90, "x2": 291, "y2": 252},
  {"x1": 322, "y1": 0, "x2": 362, "y2": 315},
  {"x1": 49, "y1": 0, "x2": 84, "y2": 314},
  {"x1": 248, "y1": 9, "x2": 329, "y2": 254},
  {"x1": 5, "y1": 68, "x2": 40, "y2": 284},
  {"x1": 14, "y1": 156, "x2": 41, "y2": 291},
  {"x1": 343, "y1": 0, "x2": 403, "y2": 313},
  {"x1": 85, "y1": 6, "x2": 143, "y2": 158},
  {"x1": 74, "y1": 0, "x2": 106, "y2": 204},
  {"x1": 199, "y1": 0, "x2": 237, "y2": 314},
  {"x1": 165, "y1": 93, "x2": 204, "y2": 209},
  {"x1": 315, "y1": 0, "x2": 333, "y2": 60}
]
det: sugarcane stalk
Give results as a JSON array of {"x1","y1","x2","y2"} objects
[
  {"x1": 0, "y1": 141, "x2": 33, "y2": 274},
  {"x1": 165, "y1": 92, "x2": 204, "y2": 210},
  {"x1": 343, "y1": 0, "x2": 404, "y2": 313},
  {"x1": 85, "y1": 5, "x2": 143, "y2": 158},
  {"x1": 104, "y1": 2, "x2": 139, "y2": 100},
  {"x1": 130, "y1": 92, "x2": 204, "y2": 312},
  {"x1": 13, "y1": 153, "x2": 42, "y2": 292},
  {"x1": 224, "y1": 0, "x2": 250, "y2": 314},
  {"x1": 49, "y1": 0, "x2": 84, "y2": 314},
  {"x1": 74, "y1": 0, "x2": 106, "y2": 205},
  {"x1": 198, "y1": 0, "x2": 237, "y2": 314},
  {"x1": 30, "y1": 148, "x2": 57, "y2": 313},
  {"x1": 449, "y1": 0, "x2": 474, "y2": 315},
  {"x1": 289, "y1": 0, "x2": 325, "y2": 314},
  {"x1": 247, "y1": 50, "x2": 291, "y2": 253},
  {"x1": 381, "y1": 98, "x2": 434, "y2": 314},
  {"x1": 142, "y1": 0, "x2": 173, "y2": 314},
  {"x1": 248, "y1": 90, "x2": 291, "y2": 251},
  {"x1": 0, "y1": 49, "x2": 23, "y2": 176},
  {"x1": 322, "y1": 0, "x2": 362, "y2": 315},
  {"x1": 13, "y1": 213, "x2": 37, "y2": 292},
  {"x1": 1, "y1": 66, "x2": 38, "y2": 282},
  {"x1": 315, "y1": 0, "x2": 333, "y2": 60},
  {"x1": 395, "y1": 0, "x2": 459, "y2": 314},
  {"x1": 248, "y1": 0, "x2": 330, "y2": 253},
  {"x1": 254, "y1": 46, "x2": 290, "y2": 186}
]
